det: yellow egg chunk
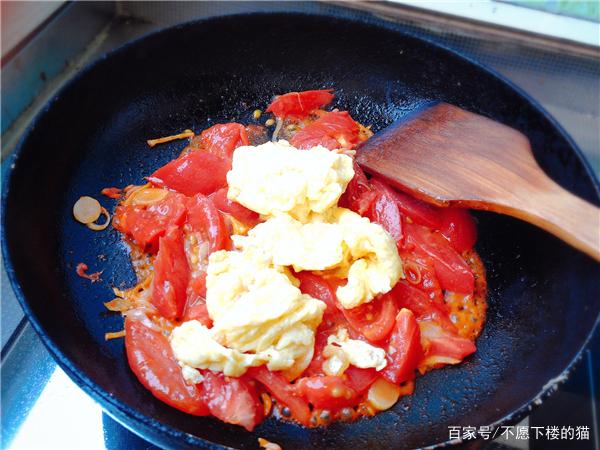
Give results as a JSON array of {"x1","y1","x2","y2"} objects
[
  {"x1": 170, "y1": 248, "x2": 326, "y2": 378},
  {"x1": 227, "y1": 140, "x2": 354, "y2": 222},
  {"x1": 323, "y1": 328, "x2": 387, "y2": 374},
  {"x1": 234, "y1": 207, "x2": 403, "y2": 309}
]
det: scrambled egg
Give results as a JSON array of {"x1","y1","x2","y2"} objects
[
  {"x1": 234, "y1": 207, "x2": 403, "y2": 309},
  {"x1": 322, "y1": 328, "x2": 387, "y2": 376},
  {"x1": 170, "y1": 249, "x2": 326, "y2": 378},
  {"x1": 170, "y1": 140, "x2": 403, "y2": 380},
  {"x1": 227, "y1": 140, "x2": 354, "y2": 222}
]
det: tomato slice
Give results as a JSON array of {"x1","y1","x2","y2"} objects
[
  {"x1": 185, "y1": 194, "x2": 228, "y2": 253},
  {"x1": 196, "y1": 123, "x2": 249, "y2": 160},
  {"x1": 290, "y1": 111, "x2": 360, "y2": 150},
  {"x1": 340, "y1": 292, "x2": 398, "y2": 343},
  {"x1": 390, "y1": 281, "x2": 456, "y2": 333},
  {"x1": 404, "y1": 223, "x2": 474, "y2": 294},
  {"x1": 200, "y1": 371, "x2": 263, "y2": 431},
  {"x1": 367, "y1": 178, "x2": 404, "y2": 244},
  {"x1": 381, "y1": 308, "x2": 423, "y2": 384},
  {"x1": 370, "y1": 177, "x2": 441, "y2": 229},
  {"x1": 439, "y1": 207, "x2": 477, "y2": 253},
  {"x1": 266, "y1": 90, "x2": 334, "y2": 118},
  {"x1": 152, "y1": 227, "x2": 190, "y2": 320},
  {"x1": 399, "y1": 251, "x2": 445, "y2": 310},
  {"x1": 296, "y1": 272, "x2": 345, "y2": 327},
  {"x1": 418, "y1": 321, "x2": 476, "y2": 369},
  {"x1": 209, "y1": 188, "x2": 260, "y2": 227},
  {"x1": 182, "y1": 293, "x2": 212, "y2": 327},
  {"x1": 339, "y1": 161, "x2": 375, "y2": 215},
  {"x1": 248, "y1": 366, "x2": 311, "y2": 426},
  {"x1": 344, "y1": 366, "x2": 379, "y2": 393},
  {"x1": 147, "y1": 151, "x2": 229, "y2": 196},
  {"x1": 295, "y1": 376, "x2": 359, "y2": 410},
  {"x1": 113, "y1": 193, "x2": 187, "y2": 253},
  {"x1": 125, "y1": 318, "x2": 209, "y2": 416}
]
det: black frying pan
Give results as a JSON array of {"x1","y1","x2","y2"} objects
[{"x1": 3, "y1": 12, "x2": 599, "y2": 450}]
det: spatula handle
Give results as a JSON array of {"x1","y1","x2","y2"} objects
[{"x1": 517, "y1": 176, "x2": 600, "y2": 261}]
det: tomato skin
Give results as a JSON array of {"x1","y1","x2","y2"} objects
[
  {"x1": 147, "y1": 151, "x2": 229, "y2": 196},
  {"x1": 248, "y1": 366, "x2": 311, "y2": 426},
  {"x1": 295, "y1": 376, "x2": 359, "y2": 410},
  {"x1": 185, "y1": 194, "x2": 228, "y2": 253},
  {"x1": 418, "y1": 321, "x2": 476, "y2": 368},
  {"x1": 197, "y1": 123, "x2": 249, "y2": 161},
  {"x1": 340, "y1": 292, "x2": 398, "y2": 343},
  {"x1": 367, "y1": 178, "x2": 404, "y2": 244},
  {"x1": 152, "y1": 227, "x2": 190, "y2": 320},
  {"x1": 200, "y1": 371, "x2": 263, "y2": 431},
  {"x1": 296, "y1": 272, "x2": 345, "y2": 326},
  {"x1": 370, "y1": 177, "x2": 441, "y2": 229},
  {"x1": 266, "y1": 90, "x2": 334, "y2": 118},
  {"x1": 399, "y1": 251, "x2": 445, "y2": 310},
  {"x1": 114, "y1": 193, "x2": 187, "y2": 253},
  {"x1": 344, "y1": 366, "x2": 379, "y2": 393},
  {"x1": 439, "y1": 207, "x2": 477, "y2": 253},
  {"x1": 381, "y1": 308, "x2": 423, "y2": 384},
  {"x1": 290, "y1": 111, "x2": 360, "y2": 150},
  {"x1": 404, "y1": 223, "x2": 474, "y2": 294},
  {"x1": 390, "y1": 281, "x2": 456, "y2": 333},
  {"x1": 209, "y1": 188, "x2": 260, "y2": 227},
  {"x1": 125, "y1": 318, "x2": 209, "y2": 416}
]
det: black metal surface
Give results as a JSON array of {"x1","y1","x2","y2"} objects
[{"x1": 2, "y1": 12, "x2": 599, "y2": 450}]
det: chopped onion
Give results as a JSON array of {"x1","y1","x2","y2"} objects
[
  {"x1": 129, "y1": 188, "x2": 168, "y2": 206},
  {"x1": 367, "y1": 377, "x2": 402, "y2": 411},
  {"x1": 73, "y1": 196, "x2": 101, "y2": 224},
  {"x1": 147, "y1": 129, "x2": 194, "y2": 148},
  {"x1": 105, "y1": 330, "x2": 126, "y2": 340},
  {"x1": 87, "y1": 207, "x2": 110, "y2": 231}
]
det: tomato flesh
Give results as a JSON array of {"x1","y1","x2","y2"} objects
[
  {"x1": 185, "y1": 194, "x2": 228, "y2": 253},
  {"x1": 266, "y1": 89, "x2": 334, "y2": 118},
  {"x1": 196, "y1": 123, "x2": 249, "y2": 161},
  {"x1": 295, "y1": 376, "x2": 359, "y2": 410},
  {"x1": 209, "y1": 187, "x2": 260, "y2": 227},
  {"x1": 404, "y1": 223, "x2": 474, "y2": 294},
  {"x1": 340, "y1": 292, "x2": 398, "y2": 343},
  {"x1": 148, "y1": 151, "x2": 229, "y2": 196},
  {"x1": 344, "y1": 366, "x2": 379, "y2": 393},
  {"x1": 367, "y1": 178, "x2": 404, "y2": 244},
  {"x1": 249, "y1": 366, "x2": 311, "y2": 426},
  {"x1": 152, "y1": 227, "x2": 190, "y2": 320},
  {"x1": 113, "y1": 193, "x2": 187, "y2": 253},
  {"x1": 125, "y1": 318, "x2": 209, "y2": 416},
  {"x1": 419, "y1": 321, "x2": 476, "y2": 368},
  {"x1": 439, "y1": 207, "x2": 477, "y2": 253},
  {"x1": 200, "y1": 371, "x2": 263, "y2": 431},
  {"x1": 381, "y1": 308, "x2": 423, "y2": 384},
  {"x1": 290, "y1": 111, "x2": 360, "y2": 150}
]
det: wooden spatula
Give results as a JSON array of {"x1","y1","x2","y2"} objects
[{"x1": 356, "y1": 103, "x2": 600, "y2": 261}]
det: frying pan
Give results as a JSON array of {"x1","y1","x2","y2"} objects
[{"x1": 2, "y1": 12, "x2": 599, "y2": 450}]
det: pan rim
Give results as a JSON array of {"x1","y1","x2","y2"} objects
[{"x1": 2, "y1": 10, "x2": 599, "y2": 450}]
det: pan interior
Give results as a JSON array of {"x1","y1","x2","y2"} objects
[{"x1": 4, "y1": 13, "x2": 599, "y2": 450}]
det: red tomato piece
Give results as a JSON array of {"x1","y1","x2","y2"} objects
[
  {"x1": 185, "y1": 194, "x2": 228, "y2": 253},
  {"x1": 439, "y1": 207, "x2": 477, "y2": 253},
  {"x1": 381, "y1": 308, "x2": 423, "y2": 384},
  {"x1": 125, "y1": 318, "x2": 209, "y2": 416},
  {"x1": 266, "y1": 89, "x2": 334, "y2": 118},
  {"x1": 340, "y1": 292, "x2": 398, "y2": 343},
  {"x1": 296, "y1": 272, "x2": 345, "y2": 327},
  {"x1": 147, "y1": 151, "x2": 229, "y2": 196},
  {"x1": 344, "y1": 366, "x2": 379, "y2": 394},
  {"x1": 418, "y1": 321, "x2": 476, "y2": 368},
  {"x1": 182, "y1": 293, "x2": 212, "y2": 327},
  {"x1": 390, "y1": 281, "x2": 456, "y2": 333},
  {"x1": 248, "y1": 366, "x2": 311, "y2": 426},
  {"x1": 404, "y1": 223, "x2": 475, "y2": 294},
  {"x1": 197, "y1": 123, "x2": 249, "y2": 161},
  {"x1": 290, "y1": 111, "x2": 360, "y2": 150},
  {"x1": 367, "y1": 178, "x2": 404, "y2": 244},
  {"x1": 339, "y1": 161, "x2": 375, "y2": 214},
  {"x1": 152, "y1": 227, "x2": 190, "y2": 320},
  {"x1": 295, "y1": 376, "x2": 359, "y2": 410},
  {"x1": 209, "y1": 188, "x2": 260, "y2": 227},
  {"x1": 399, "y1": 251, "x2": 445, "y2": 310},
  {"x1": 200, "y1": 371, "x2": 263, "y2": 431},
  {"x1": 370, "y1": 177, "x2": 441, "y2": 229},
  {"x1": 113, "y1": 193, "x2": 187, "y2": 253}
]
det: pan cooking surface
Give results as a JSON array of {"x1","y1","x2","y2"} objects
[{"x1": 3, "y1": 13, "x2": 599, "y2": 450}]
